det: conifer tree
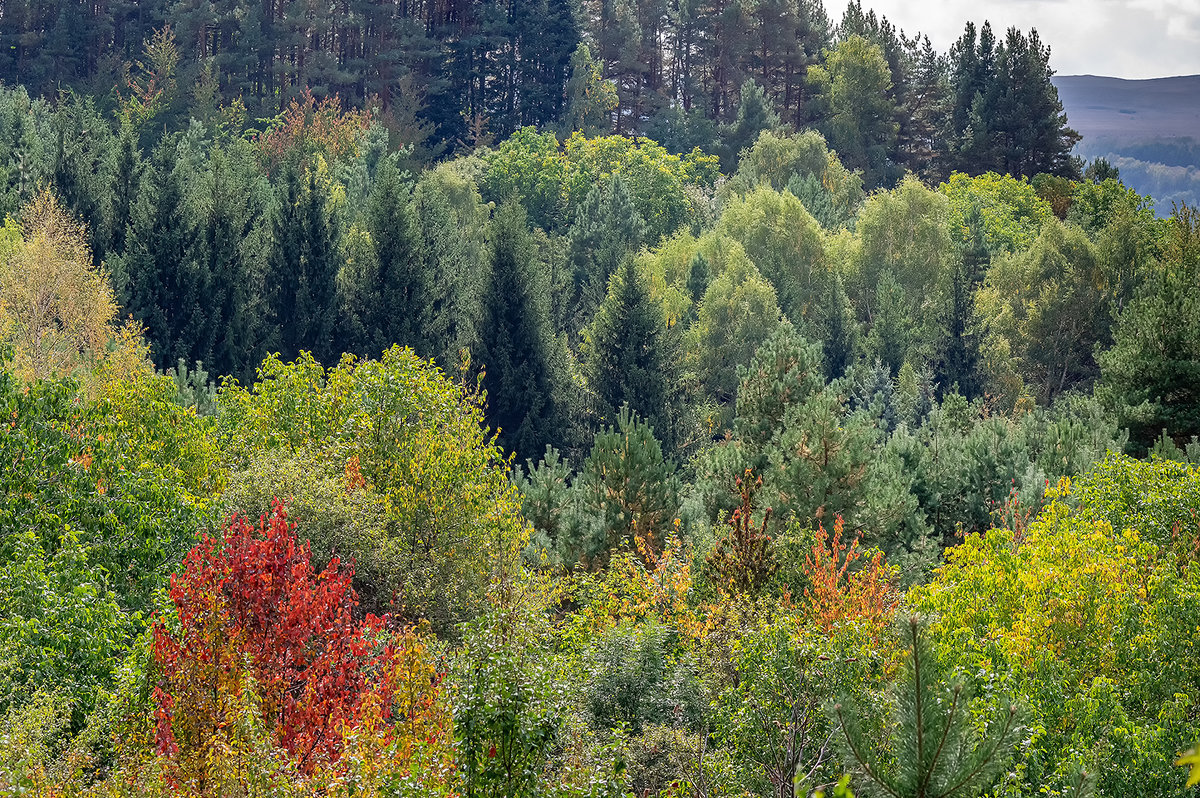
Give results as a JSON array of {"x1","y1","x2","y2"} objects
[
  {"x1": 719, "y1": 80, "x2": 782, "y2": 172},
  {"x1": 583, "y1": 257, "x2": 676, "y2": 441},
  {"x1": 570, "y1": 405, "x2": 680, "y2": 565},
  {"x1": 267, "y1": 164, "x2": 343, "y2": 363},
  {"x1": 562, "y1": 43, "x2": 616, "y2": 136},
  {"x1": 117, "y1": 136, "x2": 193, "y2": 368},
  {"x1": 365, "y1": 156, "x2": 428, "y2": 354},
  {"x1": 194, "y1": 146, "x2": 265, "y2": 379},
  {"x1": 479, "y1": 201, "x2": 562, "y2": 463},
  {"x1": 566, "y1": 173, "x2": 647, "y2": 329},
  {"x1": 102, "y1": 121, "x2": 142, "y2": 262},
  {"x1": 834, "y1": 617, "x2": 1021, "y2": 798},
  {"x1": 411, "y1": 168, "x2": 491, "y2": 365}
]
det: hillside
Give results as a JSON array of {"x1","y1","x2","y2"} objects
[{"x1": 1054, "y1": 74, "x2": 1200, "y2": 210}]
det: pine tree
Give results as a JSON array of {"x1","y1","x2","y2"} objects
[
  {"x1": 583, "y1": 257, "x2": 675, "y2": 441},
  {"x1": 834, "y1": 617, "x2": 1021, "y2": 798},
  {"x1": 479, "y1": 202, "x2": 562, "y2": 463},
  {"x1": 570, "y1": 405, "x2": 680, "y2": 565},
  {"x1": 863, "y1": 271, "x2": 910, "y2": 377}
]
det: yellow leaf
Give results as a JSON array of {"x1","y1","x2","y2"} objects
[{"x1": 1176, "y1": 746, "x2": 1200, "y2": 787}]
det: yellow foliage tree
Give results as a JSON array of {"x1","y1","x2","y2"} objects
[{"x1": 0, "y1": 191, "x2": 122, "y2": 382}]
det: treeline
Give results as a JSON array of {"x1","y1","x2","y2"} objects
[
  {"x1": 0, "y1": 0, "x2": 1077, "y2": 185},
  {"x1": 1, "y1": 75, "x2": 1196, "y2": 571}
]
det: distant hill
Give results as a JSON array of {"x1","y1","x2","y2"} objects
[{"x1": 1053, "y1": 74, "x2": 1200, "y2": 212}]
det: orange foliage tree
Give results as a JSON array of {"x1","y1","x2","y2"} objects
[
  {"x1": 802, "y1": 515, "x2": 898, "y2": 637},
  {"x1": 255, "y1": 91, "x2": 373, "y2": 171},
  {"x1": 149, "y1": 501, "x2": 452, "y2": 793}
]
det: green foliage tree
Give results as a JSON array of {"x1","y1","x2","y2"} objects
[
  {"x1": 582, "y1": 257, "x2": 676, "y2": 437},
  {"x1": 267, "y1": 163, "x2": 344, "y2": 364},
  {"x1": 715, "y1": 186, "x2": 827, "y2": 326},
  {"x1": 811, "y1": 35, "x2": 899, "y2": 188},
  {"x1": 569, "y1": 406, "x2": 680, "y2": 565},
  {"x1": 563, "y1": 44, "x2": 617, "y2": 137},
  {"x1": 218, "y1": 347, "x2": 528, "y2": 629},
  {"x1": 567, "y1": 173, "x2": 647, "y2": 325},
  {"x1": 479, "y1": 202, "x2": 563, "y2": 463},
  {"x1": 834, "y1": 617, "x2": 1021, "y2": 798},
  {"x1": 719, "y1": 80, "x2": 782, "y2": 172},
  {"x1": 364, "y1": 156, "x2": 429, "y2": 354},
  {"x1": 1098, "y1": 206, "x2": 1200, "y2": 451},
  {"x1": 690, "y1": 258, "x2": 782, "y2": 412},
  {"x1": 976, "y1": 218, "x2": 1108, "y2": 406}
]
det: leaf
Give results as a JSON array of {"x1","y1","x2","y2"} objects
[{"x1": 1176, "y1": 746, "x2": 1200, "y2": 787}]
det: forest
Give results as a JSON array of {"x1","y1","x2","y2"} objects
[{"x1": 1, "y1": 0, "x2": 1200, "y2": 795}]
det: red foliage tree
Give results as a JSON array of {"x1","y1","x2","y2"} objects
[{"x1": 151, "y1": 501, "x2": 423, "y2": 785}]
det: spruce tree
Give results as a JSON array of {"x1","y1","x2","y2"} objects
[
  {"x1": 117, "y1": 136, "x2": 193, "y2": 368},
  {"x1": 583, "y1": 257, "x2": 675, "y2": 442},
  {"x1": 267, "y1": 164, "x2": 304, "y2": 358},
  {"x1": 365, "y1": 156, "x2": 428, "y2": 354},
  {"x1": 102, "y1": 121, "x2": 142, "y2": 262},
  {"x1": 565, "y1": 173, "x2": 647, "y2": 330},
  {"x1": 194, "y1": 147, "x2": 264, "y2": 380},
  {"x1": 479, "y1": 201, "x2": 562, "y2": 463},
  {"x1": 834, "y1": 617, "x2": 1021, "y2": 798},
  {"x1": 267, "y1": 164, "x2": 343, "y2": 364}
]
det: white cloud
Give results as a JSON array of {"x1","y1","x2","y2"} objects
[{"x1": 858, "y1": 0, "x2": 1200, "y2": 78}]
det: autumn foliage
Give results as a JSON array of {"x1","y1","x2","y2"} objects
[
  {"x1": 150, "y1": 501, "x2": 452, "y2": 792},
  {"x1": 256, "y1": 91, "x2": 373, "y2": 171},
  {"x1": 706, "y1": 471, "x2": 778, "y2": 596},
  {"x1": 802, "y1": 515, "x2": 898, "y2": 636}
]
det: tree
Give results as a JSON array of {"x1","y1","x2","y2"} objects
[
  {"x1": 715, "y1": 186, "x2": 827, "y2": 326},
  {"x1": 563, "y1": 43, "x2": 617, "y2": 136},
  {"x1": 150, "y1": 502, "x2": 454, "y2": 791},
  {"x1": 944, "y1": 24, "x2": 1079, "y2": 179},
  {"x1": 115, "y1": 136, "x2": 192, "y2": 368},
  {"x1": 834, "y1": 617, "x2": 1021, "y2": 798},
  {"x1": 690, "y1": 258, "x2": 782, "y2": 413},
  {"x1": 976, "y1": 218, "x2": 1108, "y2": 406},
  {"x1": 719, "y1": 79, "x2": 781, "y2": 172},
  {"x1": 1098, "y1": 205, "x2": 1200, "y2": 451},
  {"x1": 812, "y1": 35, "x2": 899, "y2": 188},
  {"x1": 412, "y1": 163, "x2": 491, "y2": 365},
  {"x1": 218, "y1": 347, "x2": 529, "y2": 629},
  {"x1": 479, "y1": 202, "x2": 562, "y2": 463},
  {"x1": 267, "y1": 163, "x2": 343, "y2": 364},
  {"x1": 570, "y1": 406, "x2": 680, "y2": 565},
  {"x1": 583, "y1": 257, "x2": 675, "y2": 437},
  {"x1": 567, "y1": 173, "x2": 647, "y2": 326},
  {"x1": 191, "y1": 143, "x2": 268, "y2": 380},
  {"x1": 0, "y1": 190, "x2": 118, "y2": 381},
  {"x1": 366, "y1": 156, "x2": 429, "y2": 354}
]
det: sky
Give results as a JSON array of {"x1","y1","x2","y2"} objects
[{"x1": 860, "y1": 0, "x2": 1200, "y2": 79}]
